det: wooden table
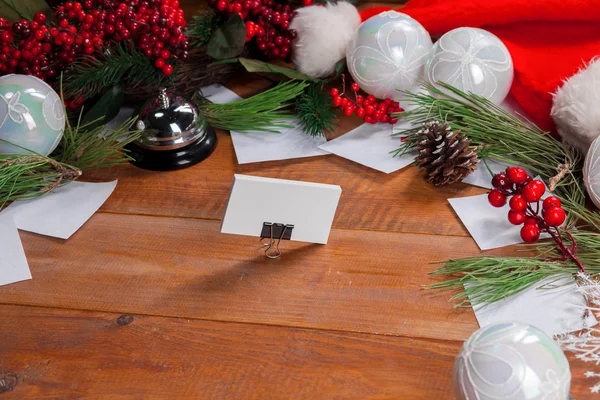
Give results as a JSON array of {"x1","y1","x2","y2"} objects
[{"x1": 0, "y1": 74, "x2": 593, "y2": 399}]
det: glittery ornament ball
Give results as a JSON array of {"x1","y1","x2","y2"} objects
[
  {"x1": 454, "y1": 321, "x2": 571, "y2": 400},
  {"x1": 346, "y1": 11, "x2": 433, "y2": 100},
  {"x1": 0, "y1": 74, "x2": 65, "y2": 156},
  {"x1": 425, "y1": 27, "x2": 514, "y2": 104}
]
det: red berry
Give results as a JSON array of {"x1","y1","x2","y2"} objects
[
  {"x1": 508, "y1": 210, "x2": 526, "y2": 225},
  {"x1": 332, "y1": 95, "x2": 342, "y2": 107},
  {"x1": 506, "y1": 167, "x2": 529, "y2": 184},
  {"x1": 160, "y1": 49, "x2": 171, "y2": 59},
  {"x1": 356, "y1": 108, "x2": 365, "y2": 118},
  {"x1": 520, "y1": 224, "x2": 540, "y2": 243},
  {"x1": 491, "y1": 173, "x2": 511, "y2": 190},
  {"x1": 524, "y1": 216, "x2": 538, "y2": 226},
  {"x1": 488, "y1": 190, "x2": 507, "y2": 208},
  {"x1": 343, "y1": 106, "x2": 354, "y2": 116},
  {"x1": 34, "y1": 12, "x2": 46, "y2": 24},
  {"x1": 162, "y1": 64, "x2": 174, "y2": 76},
  {"x1": 365, "y1": 105, "x2": 374, "y2": 115},
  {"x1": 350, "y1": 82, "x2": 360, "y2": 92},
  {"x1": 155, "y1": 58, "x2": 165, "y2": 68},
  {"x1": 366, "y1": 95, "x2": 376, "y2": 104},
  {"x1": 544, "y1": 207, "x2": 566, "y2": 226},
  {"x1": 509, "y1": 195, "x2": 527, "y2": 212},
  {"x1": 543, "y1": 196, "x2": 562, "y2": 211},
  {"x1": 521, "y1": 180, "x2": 545, "y2": 203},
  {"x1": 330, "y1": 88, "x2": 339, "y2": 97}
]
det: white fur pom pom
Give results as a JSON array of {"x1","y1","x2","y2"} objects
[
  {"x1": 290, "y1": 2, "x2": 360, "y2": 78},
  {"x1": 551, "y1": 58, "x2": 600, "y2": 152}
]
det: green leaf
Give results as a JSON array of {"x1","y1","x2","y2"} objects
[
  {"x1": 206, "y1": 14, "x2": 246, "y2": 60},
  {"x1": 237, "y1": 58, "x2": 317, "y2": 81},
  {"x1": 0, "y1": 0, "x2": 52, "y2": 22},
  {"x1": 81, "y1": 84, "x2": 124, "y2": 131}
]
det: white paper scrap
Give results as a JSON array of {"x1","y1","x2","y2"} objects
[
  {"x1": 200, "y1": 84, "x2": 329, "y2": 164},
  {"x1": 200, "y1": 83, "x2": 242, "y2": 105},
  {"x1": 449, "y1": 188, "x2": 551, "y2": 250},
  {"x1": 1, "y1": 180, "x2": 118, "y2": 239},
  {"x1": 318, "y1": 122, "x2": 416, "y2": 174},
  {"x1": 0, "y1": 215, "x2": 32, "y2": 286},
  {"x1": 471, "y1": 277, "x2": 597, "y2": 337}
]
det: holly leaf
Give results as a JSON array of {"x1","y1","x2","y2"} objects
[
  {"x1": 82, "y1": 84, "x2": 124, "y2": 131},
  {"x1": 237, "y1": 58, "x2": 318, "y2": 81},
  {"x1": 0, "y1": 0, "x2": 52, "y2": 22},
  {"x1": 206, "y1": 14, "x2": 246, "y2": 60}
]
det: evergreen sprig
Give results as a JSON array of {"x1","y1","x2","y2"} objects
[
  {"x1": 63, "y1": 43, "x2": 166, "y2": 100},
  {"x1": 295, "y1": 84, "x2": 337, "y2": 137},
  {"x1": 197, "y1": 80, "x2": 309, "y2": 133},
  {"x1": 0, "y1": 108, "x2": 141, "y2": 205},
  {"x1": 187, "y1": 11, "x2": 217, "y2": 48},
  {"x1": 394, "y1": 82, "x2": 582, "y2": 201},
  {"x1": 395, "y1": 82, "x2": 600, "y2": 306}
]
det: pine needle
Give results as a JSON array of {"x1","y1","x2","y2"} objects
[
  {"x1": 394, "y1": 82, "x2": 583, "y2": 201},
  {"x1": 186, "y1": 11, "x2": 217, "y2": 48},
  {"x1": 197, "y1": 80, "x2": 309, "y2": 133},
  {"x1": 294, "y1": 84, "x2": 337, "y2": 137},
  {"x1": 0, "y1": 105, "x2": 142, "y2": 205},
  {"x1": 396, "y1": 82, "x2": 600, "y2": 306},
  {"x1": 63, "y1": 43, "x2": 166, "y2": 100}
]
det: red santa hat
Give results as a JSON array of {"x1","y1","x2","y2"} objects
[{"x1": 290, "y1": 0, "x2": 600, "y2": 149}]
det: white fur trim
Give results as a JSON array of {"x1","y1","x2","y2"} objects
[
  {"x1": 552, "y1": 57, "x2": 600, "y2": 152},
  {"x1": 290, "y1": 2, "x2": 360, "y2": 78}
]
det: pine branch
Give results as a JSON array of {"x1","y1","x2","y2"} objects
[
  {"x1": 295, "y1": 84, "x2": 337, "y2": 137},
  {"x1": 62, "y1": 43, "x2": 166, "y2": 100},
  {"x1": 0, "y1": 153, "x2": 81, "y2": 206},
  {"x1": 396, "y1": 82, "x2": 600, "y2": 306},
  {"x1": 197, "y1": 80, "x2": 309, "y2": 133},
  {"x1": 187, "y1": 11, "x2": 217, "y2": 48},
  {"x1": 0, "y1": 102, "x2": 142, "y2": 205},
  {"x1": 52, "y1": 108, "x2": 142, "y2": 170},
  {"x1": 393, "y1": 82, "x2": 583, "y2": 202}
]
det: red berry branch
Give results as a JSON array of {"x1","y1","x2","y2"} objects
[
  {"x1": 488, "y1": 166, "x2": 586, "y2": 273},
  {"x1": 0, "y1": 0, "x2": 190, "y2": 107},
  {"x1": 209, "y1": 0, "x2": 296, "y2": 60},
  {"x1": 329, "y1": 75, "x2": 403, "y2": 125}
]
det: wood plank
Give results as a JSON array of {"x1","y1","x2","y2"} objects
[
  {"x1": 0, "y1": 213, "x2": 520, "y2": 342},
  {"x1": 0, "y1": 305, "x2": 459, "y2": 399},
  {"x1": 0, "y1": 305, "x2": 593, "y2": 399},
  {"x1": 84, "y1": 133, "x2": 484, "y2": 237}
]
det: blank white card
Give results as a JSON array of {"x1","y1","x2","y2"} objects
[{"x1": 221, "y1": 174, "x2": 342, "y2": 244}]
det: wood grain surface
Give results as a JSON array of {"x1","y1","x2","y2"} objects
[{"x1": 0, "y1": 6, "x2": 595, "y2": 397}]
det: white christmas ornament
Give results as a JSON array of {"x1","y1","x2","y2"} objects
[
  {"x1": 552, "y1": 58, "x2": 600, "y2": 152},
  {"x1": 425, "y1": 27, "x2": 513, "y2": 104},
  {"x1": 346, "y1": 11, "x2": 432, "y2": 100},
  {"x1": 0, "y1": 74, "x2": 65, "y2": 156},
  {"x1": 454, "y1": 321, "x2": 571, "y2": 400},
  {"x1": 584, "y1": 134, "x2": 600, "y2": 209}
]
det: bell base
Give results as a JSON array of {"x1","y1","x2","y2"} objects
[{"x1": 125, "y1": 127, "x2": 217, "y2": 171}]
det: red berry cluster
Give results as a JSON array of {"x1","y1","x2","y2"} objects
[
  {"x1": 0, "y1": 0, "x2": 189, "y2": 102},
  {"x1": 488, "y1": 167, "x2": 566, "y2": 243},
  {"x1": 329, "y1": 80, "x2": 403, "y2": 124},
  {"x1": 208, "y1": 0, "x2": 297, "y2": 60}
]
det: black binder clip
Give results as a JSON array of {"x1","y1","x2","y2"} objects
[{"x1": 260, "y1": 222, "x2": 294, "y2": 259}]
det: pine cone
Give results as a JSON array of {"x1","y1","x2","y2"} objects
[{"x1": 415, "y1": 121, "x2": 479, "y2": 186}]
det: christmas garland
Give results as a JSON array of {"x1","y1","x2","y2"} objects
[{"x1": 395, "y1": 82, "x2": 600, "y2": 307}]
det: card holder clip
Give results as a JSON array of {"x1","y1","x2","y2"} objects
[{"x1": 260, "y1": 222, "x2": 294, "y2": 259}]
